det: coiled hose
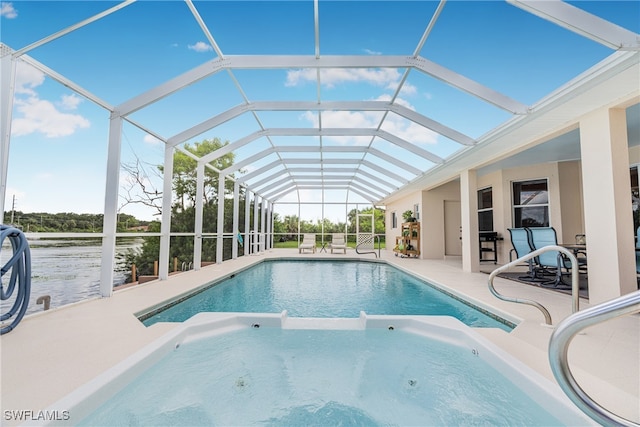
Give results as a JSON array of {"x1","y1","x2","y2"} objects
[{"x1": 1, "y1": 225, "x2": 31, "y2": 335}]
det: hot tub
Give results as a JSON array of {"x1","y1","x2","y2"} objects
[{"x1": 40, "y1": 312, "x2": 593, "y2": 426}]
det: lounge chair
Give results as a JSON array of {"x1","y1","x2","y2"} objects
[
  {"x1": 528, "y1": 226, "x2": 586, "y2": 289},
  {"x1": 298, "y1": 233, "x2": 316, "y2": 253},
  {"x1": 329, "y1": 233, "x2": 347, "y2": 254},
  {"x1": 507, "y1": 228, "x2": 538, "y2": 281}
]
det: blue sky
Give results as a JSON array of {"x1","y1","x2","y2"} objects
[{"x1": 1, "y1": 0, "x2": 638, "y2": 222}]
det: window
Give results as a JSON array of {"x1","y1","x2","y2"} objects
[
  {"x1": 512, "y1": 179, "x2": 549, "y2": 227},
  {"x1": 392, "y1": 211, "x2": 397, "y2": 229},
  {"x1": 477, "y1": 187, "x2": 493, "y2": 231},
  {"x1": 413, "y1": 204, "x2": 420, "y2": 220}
]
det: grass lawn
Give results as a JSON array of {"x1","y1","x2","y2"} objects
[{"x1": 273, "y1": 239, "x2": 386, "y2": 249}]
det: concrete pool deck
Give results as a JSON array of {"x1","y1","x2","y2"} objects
[{"x1": 1, "y1": 248, "x2": 638, "y2": 425}]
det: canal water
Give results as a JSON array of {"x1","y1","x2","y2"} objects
[{"x1": 1, "y1": 237, "x2": 143, "y2": 316}]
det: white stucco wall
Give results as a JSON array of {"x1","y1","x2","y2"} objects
[{"x1": 385, "y1": 193, "x2": 421, "y2": 253}]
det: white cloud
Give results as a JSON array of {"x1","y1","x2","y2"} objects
[
  {"x1": 12, "y1": 96, "x2": 90, "y2": 138},
  {"x1": 286, "y1": 68, "x2": 404, "y2": 89},
  {"x1": 301, "y1": 110, "x2": 380, "y2": 146},
  {"x1": 58, "y1": 93, "x2": 82, "y2": 110},
  {"x1": 376, "y1": 95, "x2": 438, "y2": 144},
  {"x1": 14, "y1": 61, "x2": 45, "y2": 96},
  {"x1": 300, "y1": 94, "x2": 438, "y2": 146},
  {"x1": 286, "y1": 66, "x2": 417, "y2": 97},
  {"x1": 10, "y1": 61, "x2": 90, "y2": 138},
  {"x1": 397, "y1": 82, "x2": 417, "y2": 96},
  {"x1": 381, "y1": 117, "x2": 439, "y2": 145},
  {"x1": 143, "y1": 134, "x2": 162, "y2": 145},
  {"x1": 188, "y1": 41, "x2": 213, "y2": 53},
  {"x1": 1, "y1": 2, "x2": 17, "y2": 18}
]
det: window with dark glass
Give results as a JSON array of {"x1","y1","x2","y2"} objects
[
  {"x1": 512, "y1": 179, "x2": 549, "y2": 228},
  {"x1": 392, "y1": 211, "x2": 397, "y2": 229},
  {"x1": 477, "y1": 187, "x2": 493, "y2": 231}
]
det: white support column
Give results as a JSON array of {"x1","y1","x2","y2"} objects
[
  {"x1": 298, "y1": 201, "x2": 301, "y2": 244},
  {"x1": 460, "y1": 169, "x2": 480, "y2": 272},
  {"x1": 253, "y1": 194, "x2": 260, "y2": 254},
  {"x1": 193, "y1": 162, "x2": 204, "y2": 270},
  {"x1": 216, "y1": 173, "x2": 225, "y2": 264},
  {"x1": 269, "y1": 201, "x2": 274, "y2": 250},
  {"x1": 321, "y1": 193, "x2": 325, "y2": 247},
  {"x1": 232, "y1": 182, "x2": 240, "y2": 259},
  {"x1": 0, "y1": 51, "x2": 17, "y2": 224},
  {"x1": 99, "y1": 114, "x2": 122, "y2": 297},
  {"x1": 158, "y1": 145, "x2": 173, "y2": 280},
  {"x1": 263, "y1": 200, "x2": 271, "y2": 251},
  {"x1": 580, "y1": 107, "x2": 636, "y2": 303},
  {"x1": 244, "y1": 190, "x2": 251, "y2": 255},
  {"x1": 260, "y1": 198, "x2": 267, "y2": 252}
]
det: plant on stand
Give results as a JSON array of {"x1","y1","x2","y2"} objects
[{"x1": 402, "y1": 210, "x2": 415, "y2": 223}]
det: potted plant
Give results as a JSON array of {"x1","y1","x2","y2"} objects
[{"x1": 402, "y1": 210, "x2": 415, "y2": 223}]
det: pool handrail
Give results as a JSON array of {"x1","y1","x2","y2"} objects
[
  {"x1": 488, "y1": 245, "x2": 580, "y2": 325},
  {"x1": 548, "y1": 289, "x2": 640, "y2": 427}
]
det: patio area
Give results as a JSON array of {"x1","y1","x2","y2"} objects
[
  {"x1": 1, "y1": 248, "x2": 638, "y2": 425},
  {"x1": 1, "y1": 2, "x2": 639, "y2": 425}
]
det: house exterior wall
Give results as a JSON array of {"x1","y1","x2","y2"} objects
[
  {"x1": 385, "y1": 143, "x2": 637, "y2": 292},
  {"x1": 629, "y1": 145, "x2": 640, "y2": 164},
  {"x1": 485, "y1": 162, "x2": 562, "y2": 263},
  {"x1": 421, "y1": 180, "x2": 460, "y2": 259},
  {"x1": 477, "y1": 170, "x2": 506, "y2": 262},
  {"x1": 385, "y1": 192, "x2": 421, "y2": 254},
  {"x1": 558, "y1": 160, "x2": 585, "y2": 244}
]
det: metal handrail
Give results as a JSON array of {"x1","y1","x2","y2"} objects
[
  {"x1": 488, "y1": 245, "x2": 580, "y2": 325},
  {"x1": 548, "y1": 290, "x2": 640, "y2": 427}
]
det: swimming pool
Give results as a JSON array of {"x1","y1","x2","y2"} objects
[
  {"x1": 42, "y1": 313, "x2": 591, "y2": 426},
  {"x1": 140, "y1": 260, "x2": 515, "y2": 331}
]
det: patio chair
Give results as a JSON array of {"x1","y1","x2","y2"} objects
[
  {"x1": 298, "y1": 233, "x2": 316, "y2": 254},
  {"x1": 528, "y1": 227, "x2": 586, "y2": 289},
  {"x1": 507, "y1": 228, "x2": 539, "y2": 281},
  {"x1": 329, "y1": 233, "x2": 347, "y2": 254}
]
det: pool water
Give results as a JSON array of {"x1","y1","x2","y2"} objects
[
  {"x1": 141, "y1": 261, "x2": 513, "y2": 330},
  {"x1": 78, "y1": 326, "x2": 571, "y2": 426}
]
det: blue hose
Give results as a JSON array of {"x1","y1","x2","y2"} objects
[{"x1": 1, "y1": 225, "x2": 31, "y2": 335}]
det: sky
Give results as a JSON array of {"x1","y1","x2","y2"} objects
[{"x1": 1, "y1": 0, "x2": 638, "y2": 223}]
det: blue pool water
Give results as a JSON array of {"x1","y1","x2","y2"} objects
[
  {"x1": 142, "y1": 261, "x2": 513, "y2": 331},
  {"x1": 78, "y1": 326, "x2": 571, "y2": 426}
]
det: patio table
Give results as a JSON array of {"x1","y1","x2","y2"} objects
[{"x1": 560, "y1": 243, "x2": 586, "y2": 257}]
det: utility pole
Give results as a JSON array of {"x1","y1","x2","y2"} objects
[{"x1": 10, "y1": 194, "x2": 15, "y2": 224}]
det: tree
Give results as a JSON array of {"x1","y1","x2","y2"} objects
[
  {"x1": 347, "y1": 207, "x2": 385, "y2": 234},
  {"x1": 120, "y1": 138, "x2": 236, "y2": 215},
  {"x1": 161, "y1": 138, "x2": 236, "y2": 211},
  {"x1": 123, "y1": 138, "x2": 239, "y2": 278}
]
